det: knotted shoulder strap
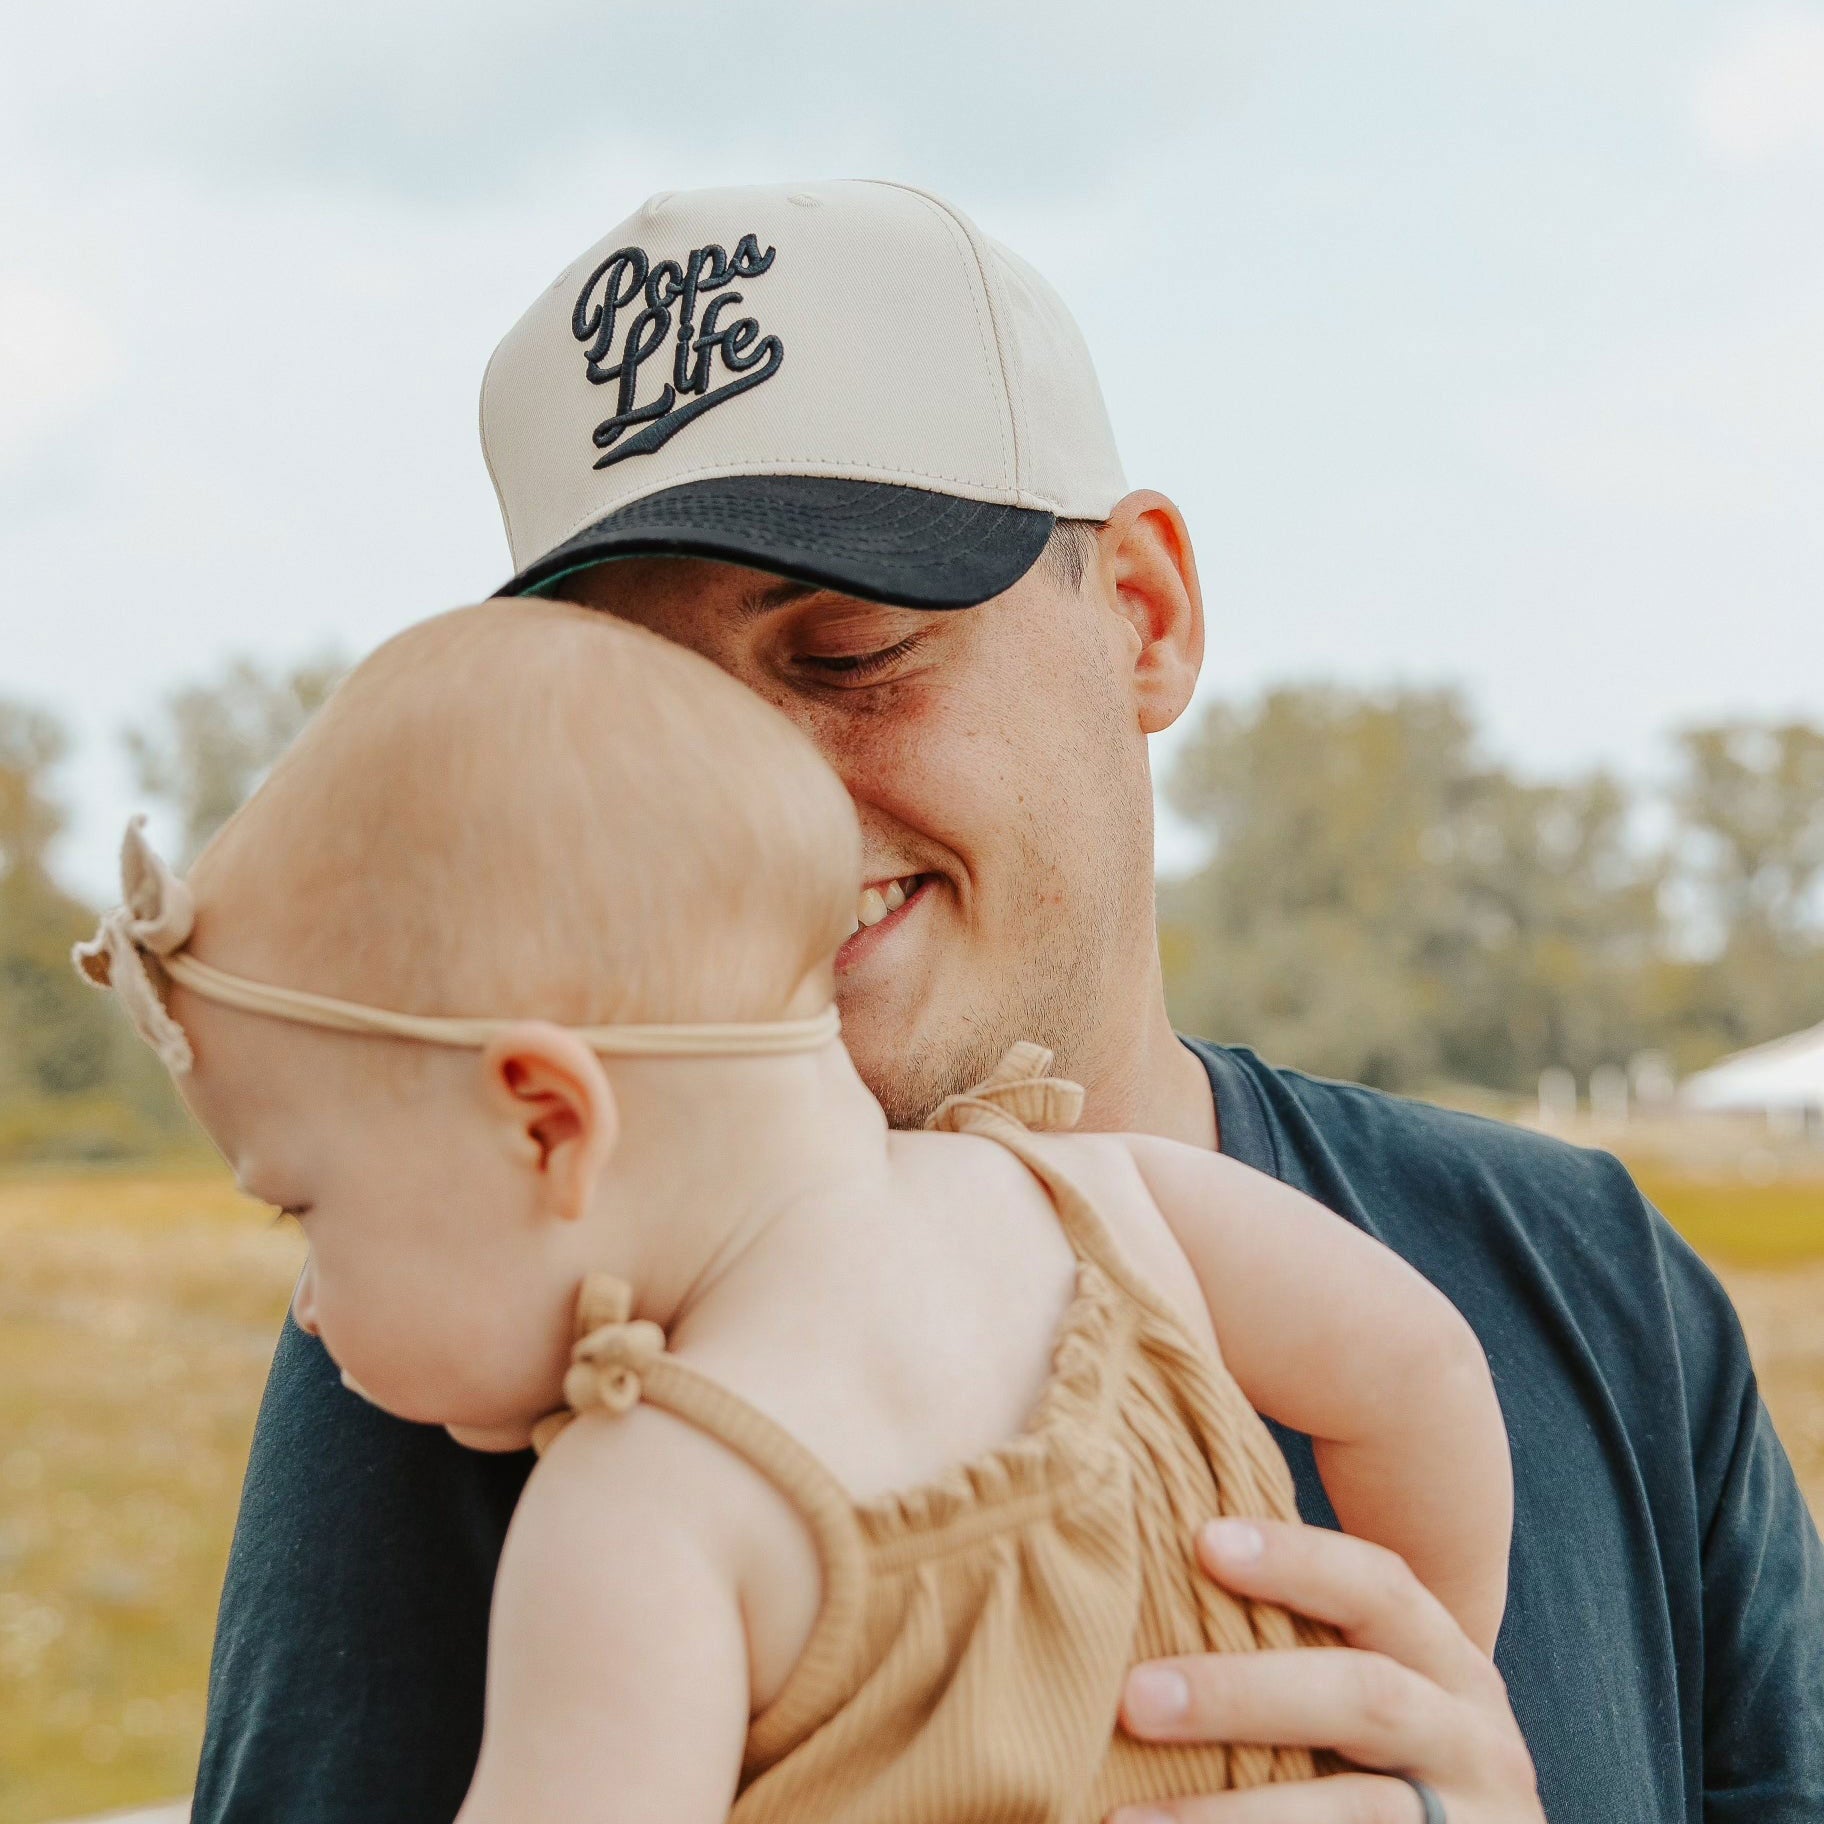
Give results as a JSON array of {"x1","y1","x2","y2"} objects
[
  {"x1": 531, "y1": 1274, "x2": 872, "y2": 1769},
  {"x1": 932, "y1": 1041, "x2": 1338, "y2": 1762},
  {"x1": 927, "y1": 1041, "x2": 1182, "y2": 1321},
  {"x1": 925, "y1": 1038, "x2": 1085, "y2": 1136}
]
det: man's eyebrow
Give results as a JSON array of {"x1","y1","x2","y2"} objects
[{"x1": 733, "y1": 577, "x2": 836, "y2": 620}]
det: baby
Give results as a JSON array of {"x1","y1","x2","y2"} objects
[{"x1": 79, "y1": 600, "x2": 1511, "y2": 1822}]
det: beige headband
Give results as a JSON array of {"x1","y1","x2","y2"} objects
[{"x1": 73, "y1": 816, "x2": 841, "y2": 1074}]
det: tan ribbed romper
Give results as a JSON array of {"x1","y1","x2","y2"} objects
[{"x1": 539, "y1": 1044, "x2": 1337, "y2": 1821}]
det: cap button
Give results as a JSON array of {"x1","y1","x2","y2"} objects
[{"x1": 787, "y1": 192, "x2": 819, "y2": 208}]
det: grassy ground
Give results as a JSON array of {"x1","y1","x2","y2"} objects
[
  {"x1": 1631, "y1": 1169, "x2": 1824, "y2": 1267},
  {"x1": 1, "y1": 1160, "x2": 1820, "y2": 1824},
  {"x1": 0, "y1": 1173, "x2": 304, "y2": 1824}
]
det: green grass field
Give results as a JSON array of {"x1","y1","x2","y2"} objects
[
  {"x1": 0, "y1": 1173, "x2": 304, "y2": 1824},
  {"x1": 1, "y1": 1160, "x2": 1820, "y2": 1824},
  {"x1": 1631, "y1": 1169, "x2": 1824, "y2": 1266}
]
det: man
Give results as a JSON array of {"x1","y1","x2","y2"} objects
[{"x1": 193, "y1": 182, "x2": 1822, "y2": 1823}]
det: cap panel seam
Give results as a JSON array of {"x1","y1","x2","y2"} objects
[
  {"x1": 884, "y1": 185, "x2": 1027, "y2": 498},
  {"x1": 861, "y1": 181, "x2": 1014, "y2": 493}
]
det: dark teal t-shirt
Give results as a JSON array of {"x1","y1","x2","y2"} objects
[{"x1": 192, "y1": 1042, "x2": 1824, "y2": 1822}]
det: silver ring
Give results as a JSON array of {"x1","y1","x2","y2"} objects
[{"x1": 1397, "y1": 1775, "x2": 1448, "y2": 1824}]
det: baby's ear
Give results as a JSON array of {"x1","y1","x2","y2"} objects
[{"x1": 479, "y1": 1023, "x2": 618, "y2": 1219}]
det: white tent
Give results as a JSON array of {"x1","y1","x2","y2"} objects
[{"x1": 1681, "y1": 1021, "x2": 1824, "y2": 1116}]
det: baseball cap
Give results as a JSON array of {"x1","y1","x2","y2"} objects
[{"x1": 480, "y1": 180, "x2": 1126, "y2": 610}]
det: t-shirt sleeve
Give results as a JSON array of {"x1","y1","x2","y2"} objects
[
  {"x1": 1650, "y1": 1204, "x2": 1824, "y2": 1820},
  {"x1": 192, "y1": 1317, "x2": 532, "y2": 1824}
]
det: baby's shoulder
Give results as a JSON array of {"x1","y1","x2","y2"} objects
[
  {"x1": 893, "y1": 1124, "x2": 1164, "y2": 1249},
  {"x1": 1003, "y1": 1130, "x2": 1217, "y2": 1351},
  {"x1": 526, "y1": 1396, "x2": 774, "y2": 1559}
]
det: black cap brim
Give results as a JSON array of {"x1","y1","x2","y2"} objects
[{"x1": 496, "y1": 475, "x2": 1055, "y2": 611}]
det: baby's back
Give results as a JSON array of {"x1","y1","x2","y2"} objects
[
  {"x1": 627, "y1": 1098, "x2": 1330, "y2": 1818},
  {"x1": 672, "y1": 1127, "x2": 1204, "y2": 1522}
]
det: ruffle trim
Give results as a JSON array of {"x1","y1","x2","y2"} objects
[{"x1": 852, "y1": 1255, "x2": 1131, "y2": 1550}]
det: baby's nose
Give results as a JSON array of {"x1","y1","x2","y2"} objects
[{"x1": 291, "y1": 1261, "x2": 320, "y2": 1337}]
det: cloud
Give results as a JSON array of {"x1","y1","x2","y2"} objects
[
  {"x1": 1692, "y1": 5, "x2": 1824, "y2": 166},
  {"x1": 0, "y1": 0, "x2": 1260, "y2": 207},
  {"x1": 8, "y1": 0, "x2": 1824, "y2": 904},
  {"x1": 1481, "y1": 280, "x2": 1824, "y2": 523},
  {"x1": 0, "y1": 275, "x2": 117, "y2": 470}
]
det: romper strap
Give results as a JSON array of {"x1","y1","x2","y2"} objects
[
  {"x1": 927, "y1": 1042, "x2": 1189, "y2": 1329},
  {"x1": 930, "y1": 1048, "x2": 1314, "y2": 1576},
  {"x1": 533, "y1": 1274, "x2": 871, "y2": 1766},
  {"x1": 925, "y1": 1039, "x2": 1084, "y2": 1135}
]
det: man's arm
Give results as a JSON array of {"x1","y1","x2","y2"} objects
[
  {"x1": 1701, "y1": 1378, "x2": 1824, "y2": 1819},
  {"x1": 1127, "y1": 1134, "x2": 1513, "y2": 1655},
  {"x1": 1651, "y1": 1204, "x2": 1824, "y2": 1821},
  {"x1": 193, "y1": 1318, "x2": 532, "y2": 1824}
]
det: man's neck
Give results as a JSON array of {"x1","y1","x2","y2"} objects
[{"x1": 1069, "y1": 978, "x2": 1219, "y2": 1150}]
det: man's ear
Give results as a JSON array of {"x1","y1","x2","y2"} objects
[
  {"x1": 1092, "y1": 490, "x2": 1205, "y2": 735},
  {"x1": 479, "y1": 1022, "x2": 618, "y2": 1221}
]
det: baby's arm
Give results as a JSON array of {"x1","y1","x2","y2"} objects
[
  {"x1": 1126, "y1": 1137, "x2": 1512, "y2": 1655},
  {"x1": 456, "y1": 1408, "x2": 751, "y2": 1824}
]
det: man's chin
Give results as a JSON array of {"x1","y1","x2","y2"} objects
[
  {"x1": 836, "y1": 994, "x2": 925, "y2": 1115},
  {"x1": 839, "y1": 1007, "x2": 998, "y2": 1131}
]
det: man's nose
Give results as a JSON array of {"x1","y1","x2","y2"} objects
[{"x1": 291, "y1": 1261, "x2": 320, "y2": 1337}]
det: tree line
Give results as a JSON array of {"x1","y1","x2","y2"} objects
[
  {"x1": 3, "y1": 659, "x2": 1820, "y2": 1161},
  {"x1": 1, "y1": 657, "x2": 341, "y2": 1162},
  {"x1": 1160, "y1": 686, "x2": 1824, "y2": 1094}
]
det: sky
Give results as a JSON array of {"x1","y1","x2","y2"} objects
[{"x1": 4, "y1": 0, "x2": 1822, "y2": 896}]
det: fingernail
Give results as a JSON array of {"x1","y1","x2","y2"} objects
[
  {"x1": 1124, "y1": 1665, "x2": 1189, "y2": 1724},
  {"x1": 1203, "y1": 1518, "x2": 1264, "y2": 1564}
]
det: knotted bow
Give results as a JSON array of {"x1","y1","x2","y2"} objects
[
  {"x1": 532, "y1": 1273, "x2": 669, "y2": 1455},
  {"x1": 925, "y1": 1041, "x2": 1084, "y2": 1135},
  {"x1": 70, "y1": 816, "x2": 198, "y2": 1073}
]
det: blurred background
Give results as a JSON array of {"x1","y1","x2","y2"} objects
[{"x1": 3, "y1": 2, "x2": 1822, "y2": 1818}]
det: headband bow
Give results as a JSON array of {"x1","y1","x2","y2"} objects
[{"x1": 72, "y1": 816, "x2": 199, "y2": 1072}]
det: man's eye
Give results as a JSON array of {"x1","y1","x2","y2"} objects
[{"x1": 798, "y1": 634, "x2": 924, "y2": 680}]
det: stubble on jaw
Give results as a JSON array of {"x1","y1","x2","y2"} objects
[
  {"x1": 861, "y1": 668, "x2": 1152, "y2": 1132},
  {"x1": 865, "y1": 953, "x2": 1122, "y2": 1134}
]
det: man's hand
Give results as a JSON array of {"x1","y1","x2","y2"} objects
[{"x1": 1109, "y1": 1520, "x2": 1544, "y2": 1824}]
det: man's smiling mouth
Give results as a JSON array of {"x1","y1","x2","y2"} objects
[
  {"x1": 854, "y1": 873, "x2": 923, "y2": 931},
  {"x1": 838, "y1": 874, "x2": 931, "y2": 971}
]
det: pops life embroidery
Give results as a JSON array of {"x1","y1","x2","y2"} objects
[{"x1": 571, "y1": 234, "x2": 784, "y2": 470}]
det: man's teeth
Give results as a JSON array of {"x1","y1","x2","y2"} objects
[{"x1": 855, "y1": 876, "x2": 916, "y2": 929}]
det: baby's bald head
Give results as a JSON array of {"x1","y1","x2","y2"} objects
[{"x1": 187, "y1": 599, "x2": 859, "y2": 1029}]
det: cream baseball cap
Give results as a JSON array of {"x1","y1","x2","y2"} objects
[{"x1": 480, "y1": 180, "x2": 1126, "y2": 609}]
